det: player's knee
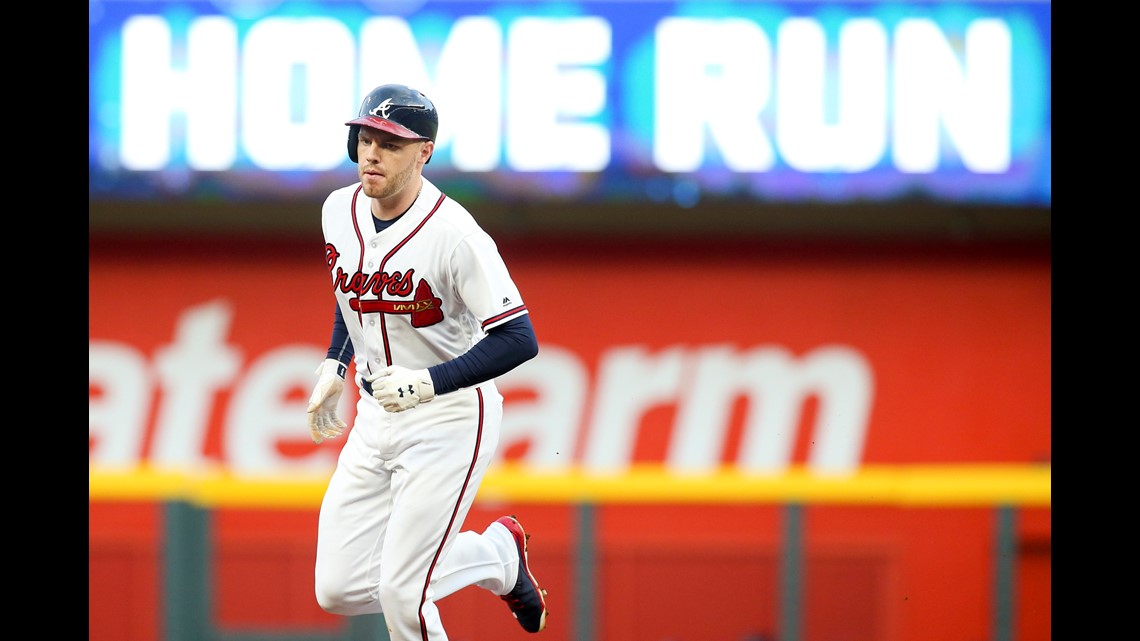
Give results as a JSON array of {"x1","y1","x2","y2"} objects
[
  {"x1": 315, "y1": 585, "x2": 349, "y2": 614},
  {"x1": 314, "y1": 578, "x2": 362, "y2": 615},
  {"x1": 376, "y1": 579, "x2": 426, "y2": 622}
]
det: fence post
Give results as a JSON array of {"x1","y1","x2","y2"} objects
[
  {"x1": 993, "y1": 506, "x2": 1017, "y2": 641},
  {"x1": 575, "y1": 503, "x2": 597, "y2": 641},
  {"x1": 165, "y1": 500, "x2": 212, "y2": 641},
  {"x1": 781, "y1": 503, "x2": 804, "y2": 641}
]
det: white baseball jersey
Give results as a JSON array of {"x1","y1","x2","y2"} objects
[{"x1": 320, "y1": 176, "x2": 528, "y2": 381}]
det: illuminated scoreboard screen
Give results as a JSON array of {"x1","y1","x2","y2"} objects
[{"x1": 88, "y1": 1, "x2": 1051, "y2": 208}]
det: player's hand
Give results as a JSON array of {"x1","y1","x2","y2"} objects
[
  {"x1": 307, "y1": 359, "x2": 348, "y2": 444},
  {"x1": 366, "y1": 365, "x2": 435, "y2": 413}
]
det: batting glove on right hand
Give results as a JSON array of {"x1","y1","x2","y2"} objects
[
  {"x1": 365, "y1": 365, "x2": 435, "y2": 413},
  {"x1": 307, "y1": 359, "x2": 348, "y2": 444}
]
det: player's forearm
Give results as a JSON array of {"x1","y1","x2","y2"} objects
[
  {"x1": 428, "y1": 314, "x2": 538, "y2": 394},
  {"x1": 326, "y1": 304, "x2": 355, "y2": 365}
]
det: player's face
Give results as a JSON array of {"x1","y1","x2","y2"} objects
[{"x1": 356, "y1": 127, "x2": 431, "y2": 200}]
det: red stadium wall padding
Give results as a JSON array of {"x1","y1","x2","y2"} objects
[{"x1": 89, "y1": 237, "x2": 1049, "y2": 473}]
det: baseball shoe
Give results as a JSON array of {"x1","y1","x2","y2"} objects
[{"x1": 496, "y1": 515, "x2": 549, "y2": 633}]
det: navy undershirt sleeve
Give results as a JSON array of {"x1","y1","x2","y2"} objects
[
  {"x1": 428, "y1": 313, "x2": 539, "y2": 394},
  {"x1": 325, "y1": 304, "x2": 538, "y2": 395},
  {"x1": 325, "y1": 305, "x2": 355, "y2": 365}
]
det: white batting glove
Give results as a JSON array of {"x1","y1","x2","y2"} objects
[
  {"x1": 365, "y1": 365, "x2": 435, "y2": 413},
  {"x1": 307, "y1": 359, "x2": 348, "y2": 444}
]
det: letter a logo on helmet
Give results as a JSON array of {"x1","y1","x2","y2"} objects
[
  {"x1": 346, "y1": 84, "x2": 439, "y2": 163},
  {"x1": 371, "y1": 98, "x2": 395, "y2": 119}
]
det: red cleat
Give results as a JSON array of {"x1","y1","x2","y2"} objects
[{"x1": 495, "y1": 515, "x2": 549, "y2": 632}]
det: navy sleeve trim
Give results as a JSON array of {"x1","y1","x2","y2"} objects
[{"x1": 481, "y1": 305, "x2": 528, "y2": 330}]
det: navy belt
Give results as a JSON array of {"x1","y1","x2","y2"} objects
[{"x1": 361, "y1": 377, "x2": 374, "y2": 395}]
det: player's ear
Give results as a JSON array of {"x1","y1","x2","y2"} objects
[{"x1": 422, "y1": 140, "x2": 435, "y2": 165}]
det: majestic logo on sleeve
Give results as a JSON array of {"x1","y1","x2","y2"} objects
[{"x1": 329, "y1": 257, "x2": 444, "y2": 327}]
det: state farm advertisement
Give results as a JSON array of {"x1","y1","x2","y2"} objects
[{"x1": 89, "y1": 237, "x2": 1051, "y2": 477}]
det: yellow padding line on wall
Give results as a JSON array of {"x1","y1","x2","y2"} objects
[{"x1": 89, "y1": 463, "x2": 1050, "y2": 509}]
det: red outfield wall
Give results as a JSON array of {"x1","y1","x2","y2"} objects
[{"x1": 89, "y1": 236, "x2": 1051, "y2": 641}]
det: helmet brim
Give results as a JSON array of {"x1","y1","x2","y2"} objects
[{"x1": 345, "y1": 116, "x2": 429, "y2": 140}]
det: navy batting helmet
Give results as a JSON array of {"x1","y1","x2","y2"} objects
[{"x1": 346, "y1": 84, "x2": 438, "y2": 163}]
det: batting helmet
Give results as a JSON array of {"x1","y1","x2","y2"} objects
[{"x1": 346, "y1": 84, "x2": 438, "y2": 163}]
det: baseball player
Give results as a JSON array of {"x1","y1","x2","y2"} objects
[{"x1": 305, "y1": 83, "x2": 548, "y2": 639}]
